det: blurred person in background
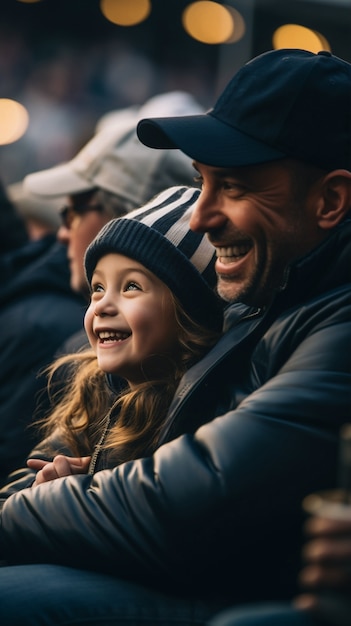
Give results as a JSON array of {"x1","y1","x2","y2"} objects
[
  {"x1": 0, "y1": 178, "x2": 85, "y2": 485},
  {"x1": 6, "y1": 180, "x2": 62, "y2": 241},
  {"x1": 0, "y1": 178, "x2": 28, "y2": 257}
]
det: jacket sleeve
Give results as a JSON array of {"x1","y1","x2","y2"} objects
[{"x1": 0, "y1": 305, "x2": 350, "y2": 598}]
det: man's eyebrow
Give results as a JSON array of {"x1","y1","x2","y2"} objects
[{"x1": 193, "y1": 164, "x2": 242, "y2": 178}]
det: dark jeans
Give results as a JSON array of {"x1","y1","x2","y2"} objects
[{"x1": 0, "y1": 564, "x2": 219, "y2": 625}]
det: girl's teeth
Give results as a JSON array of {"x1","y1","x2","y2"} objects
[{"x1": 98, "y1": 331, "x2": 130, "y2": 341}]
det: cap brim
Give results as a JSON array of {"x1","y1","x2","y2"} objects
[
  {"x1": 23, "y1": 162, "x2": 95, "y2": 198},
  {"x1": 7, "y1": 181, "x2": 62, "y2": 227},
  {"x1": 137, "y1": 113, "x2": 286, "y2": 167}
]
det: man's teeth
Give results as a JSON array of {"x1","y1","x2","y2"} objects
[
  {"x1": 98, "y1": 331, "x2": 130, "y2": 342},
  {"x1": 216, "y1": 245, "x2": 251, "y2": 261}
]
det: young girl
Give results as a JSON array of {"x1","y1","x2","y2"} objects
[{"x1": 1, "y1": 186, "x2": 223, "y2": 493}]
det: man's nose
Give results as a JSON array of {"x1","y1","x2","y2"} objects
[{"x1": 190, "y1": 190, "x2": 226, "y2": 233}]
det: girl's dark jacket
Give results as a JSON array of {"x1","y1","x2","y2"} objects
[{"x1": 0, "y1": 222, "x2": 350, "y2": 607}]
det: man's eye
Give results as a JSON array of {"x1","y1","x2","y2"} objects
[
  {"x1": 223, "y1": 181, "x2": 246, "y2": 194},
  {"x1": 124, "y1": 281, "x2": 140, "y2": 292}
]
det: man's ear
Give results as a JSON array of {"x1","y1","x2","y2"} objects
[{"x1": 317, "y1": 170, "x2": 351, "y2": 229}]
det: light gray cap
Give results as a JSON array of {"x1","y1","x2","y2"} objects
[{"x1": 22, "y1": 91, "x2": 204, "y2": 209}]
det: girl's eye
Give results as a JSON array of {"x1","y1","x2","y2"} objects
[
  {"x1": 124, "y1": 281, "x2": 141, "y2": 292},
  {"x1": 91, "y1": 283, "x2": 104, "y2": 294}
]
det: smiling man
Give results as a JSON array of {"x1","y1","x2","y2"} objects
[
  {"x1": 190, "y1": 159, "x2": 326, "y2": 308},
  {"x1": 0, "y1": 48, "x2": 350, "y2": 626}
]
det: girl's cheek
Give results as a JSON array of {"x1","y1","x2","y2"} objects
[{"x1": 84, "y1": 306, "x2": 94, "y2": 335}]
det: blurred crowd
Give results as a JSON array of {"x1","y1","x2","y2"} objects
[{"x1": 0, "y1": 24, "x2": 215, "y2": 187}]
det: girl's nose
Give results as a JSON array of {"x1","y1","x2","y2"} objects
[{"x1": 93, "y1": 293, "x2": 118, "y2": 317}]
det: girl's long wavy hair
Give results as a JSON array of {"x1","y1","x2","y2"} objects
[{"x1": 38, "y1": 291, "x2": 221, "y2": 465}]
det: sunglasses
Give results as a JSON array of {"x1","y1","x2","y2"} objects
[{"x1": 59, "y1": 204, "x2": 104, "y2": 229}]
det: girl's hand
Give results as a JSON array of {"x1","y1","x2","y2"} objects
[{"x1": 27, "y1": 455, "x2": 91, "y2": 486}]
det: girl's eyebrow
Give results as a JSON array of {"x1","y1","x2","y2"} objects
[{"x1": 91, "y1": 268, "x2": 104, "y2": 279}]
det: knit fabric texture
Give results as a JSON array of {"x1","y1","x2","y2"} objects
[{"x1": 85, "y1": 186, "x2": 223, "y2": 332}]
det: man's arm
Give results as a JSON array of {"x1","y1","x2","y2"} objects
[{"x1": 0, "y1": 406, "x2": 341, "y2": 594}]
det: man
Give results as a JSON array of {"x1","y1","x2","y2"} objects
[{"x1": 0, "y1": 48, "x2": 350, "y2": 626}]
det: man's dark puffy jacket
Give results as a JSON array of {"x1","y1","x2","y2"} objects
[
  {"x1": 0, "y1": 222, "x2": 350, "y2": 607},
  {"x1": 0, "y1": 236, "x2": 86, "y2": 484}
]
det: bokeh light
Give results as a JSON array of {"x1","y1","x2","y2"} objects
[
  {"x1": 273, "y1": 24, "x2": 331, "y2": 54},
  {"x1": 224, "y1": 6, "x2": 246, "y2": 44},
  {"x1": 100, "y1": 0, "x2": 151, "y2": 27},
  {"x1": 183, "y1": 1, "x2": 234, "y2": 45},
  {"x1": 0, "y1": 99, "x2": 29, "y2": 145}
]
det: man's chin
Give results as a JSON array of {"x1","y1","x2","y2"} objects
[{"x1": 217, "y1": 279, "x2": 242, "y2": 304}]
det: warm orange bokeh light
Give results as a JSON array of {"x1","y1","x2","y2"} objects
[
  {"x1": 273, "y1": 24, "x2": 331, "y2": 54},
  {"x1": 0, "y1": 99, "x2": 29, "y2": 145},
  {"x1": 100, "y1": 0, "x2": 151, "y2": 27},
  {"x1": 183, "y1": 1, "x2": 234, "y2": 45}
]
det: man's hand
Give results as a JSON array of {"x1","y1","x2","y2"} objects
[{"x1": 27, "y1": 455, "x2": 91, "y2": 486}]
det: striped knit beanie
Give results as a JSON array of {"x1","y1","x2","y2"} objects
[{"x1": 84, "y1": 186, "x2": 223, "y2": 332}]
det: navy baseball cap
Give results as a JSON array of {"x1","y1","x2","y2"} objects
[{"x1": 137, "y1": 49, "x2": 351, "y2": 171}]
